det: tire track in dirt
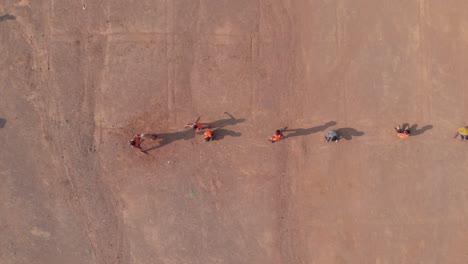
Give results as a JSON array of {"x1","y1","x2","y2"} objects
[
  {"x1": 165, "y1": 0, "x2": 176, "y2": 123},
  {"x1": 1, "y1": 1, "x2": 113, "y2": 263},
  {"x1": 417, "y1": 0, "x2": 432, "y2": 121},
  {"x1": 41, "y1": 1, "x2": 130, "y2": 263},
  {"x1": 256, "y1": 1, "x2": 302, "y2": 263}
]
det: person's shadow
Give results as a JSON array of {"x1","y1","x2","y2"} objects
[
  {"x1": 335, "y1": 127, "x2": 365, "y2": 140},
  {"x1": 144, "y1": 129, "x2": 195, "y2": 152},
  {"x1": 212, "y1": 128, "x2": 242, "y2": 140},
  {"x1": 0, "y1": 118, "x2": 6, "y2": 128},
  {"x1": 0, "y1": 14, "x2": 16, "y2": 21},
  {"x1": 283, "y1": 121, "x2": 337, "y2": 139},
  {"x1": 408, "y1": 124, "x2": 433, "y2": 136},
  {"x1": 206, "y1": 112, "x2": 245, "y2": 129}
]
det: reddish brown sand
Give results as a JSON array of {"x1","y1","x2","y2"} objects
[{"x1": 2, "y1": 1, "x2": 468, "y2": 263}]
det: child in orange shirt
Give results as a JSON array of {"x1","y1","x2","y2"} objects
[
  {"x1": 394, "y1": 124, "x2": 410, "y2": 139},
  {"x1": 185, "y1": 116, "x2": 207, "y2": 131},
  {"x1": 129, "y1": 134, "x2": 157, "y2": 154},
  {"x1": 268, "y1": 129, "x2": 285, "y2": 143},
  {"x1": 204, "y1": 129, "x2": 214, "y2": 142}
]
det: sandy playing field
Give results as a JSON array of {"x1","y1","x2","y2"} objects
[{"x1": 2, "y1": 0, "x2": 468, "y2": 263}]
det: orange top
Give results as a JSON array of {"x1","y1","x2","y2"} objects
[
  {"x1": 397, "y1": 133, "x2": 409, "y2": 139},
  {"x1": 195, "y1": 122, "x2": 202, "y2": 130},
  {"x1": 204, "y1": 129, "x2": 213, "y2": 138},
  {"x1": 272, "y1": 134, "x2": 283, "y2": 141}
]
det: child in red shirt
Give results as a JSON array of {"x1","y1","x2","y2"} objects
[{"x1": 129, "y1": 134, "x2": 157, "y2": 154}]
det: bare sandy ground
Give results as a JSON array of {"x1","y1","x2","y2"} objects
[{"x1": 1, "y1": 0, "x2": 468, "y2": 263}]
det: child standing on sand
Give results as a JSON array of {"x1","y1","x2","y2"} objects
[
  {"x1": 185, "y1": 116, "x2": 208, "y2": 132},
  {"x1": 454, "y1": 127, "x2": 468, "y2": 141},
  {"x1": 129, "y1": 134, "x2": 157, "y2": 154},
  {"x1": 324, "y1": 130, "x2": 340, "y2": 143},
  {"x1": 394, "y1": 124, "x2": 410, "y2": 139},
  {"x1": 268, "y1": 129, "x2": 285, "y2": 143},
  {"x1": 204, "y1": 129, "x2": 214, "y2": 142}
]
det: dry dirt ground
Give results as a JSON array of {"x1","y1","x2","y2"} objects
[{"x1": 2, "y1": 0, "x2": 468, "y2": 263}]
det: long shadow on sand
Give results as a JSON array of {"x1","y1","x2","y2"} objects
[
  {"x1": 0, "y1": 118, "x2": 6, "y2": 128},
  {"x1": 408, "y1": 124, "x2": 433, "y2": 136},
  {"x1": 213, "y1": 128, "x2": 242, "y2": 141},
  {"x1": 0, "y1": 14, "x2": 15, "y2": 22},
  {"x1": 144, "y1": 129, "x2": 195, "y2": 152},
  {"x1": 284, "y1": 121, "x2": 337, "y2": 139},
  {"x1": 335, "y1": 127, "x2": 365, "y2": 140},
  {"x1": 206, "y1": 112, "x2": 246, "y2": 129}
]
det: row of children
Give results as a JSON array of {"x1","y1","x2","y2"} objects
[
  {"x1": 129, "y1": 117, "x2": 468, "y2": 154},
  {"x1": 268, "y1": 124, "x2": 468, "y2": 143},
  {"x1": 129, "y1": 116, "x2": 214, "y2": 154}
]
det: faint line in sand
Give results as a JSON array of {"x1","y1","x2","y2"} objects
[
  {"x1": 166, "y1": 0, "x2": 176, "y2": 123},
  {"x1": 418, "y1": 0, "x2": 432, "y2": 121}
]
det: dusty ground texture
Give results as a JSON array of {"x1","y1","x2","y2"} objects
[{"x1": 2, "y1": 0, "x2": 468, "y2": 263}]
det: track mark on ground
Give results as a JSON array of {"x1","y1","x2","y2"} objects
[{"x1": 418, "y1": 0, "x2": 432, "y2": 121}]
